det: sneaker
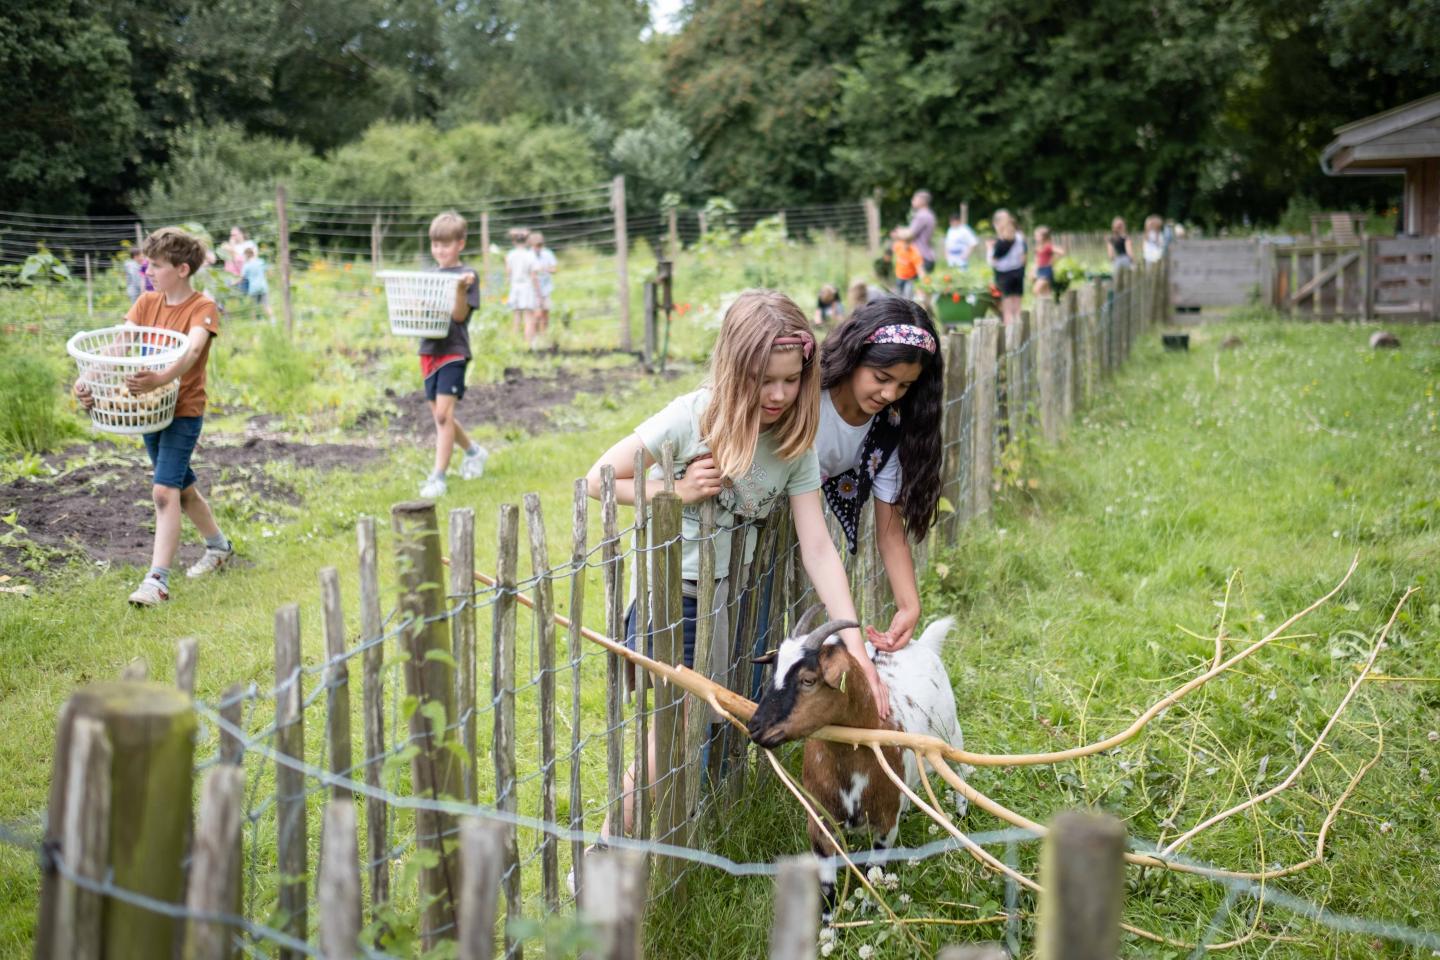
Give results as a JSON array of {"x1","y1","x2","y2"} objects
[
  {"x1": 186, "y1": 545, "x2": 234, "y2": 579},
  {"x1": 459, "y1": 445, "x2": 490, "y2": 480},
  {"x1": 128, "y1": 577, "x2": 170, "y2": 607},
  {"x1": 419, "y1": 474, "x2": 447, "y2": 499}
]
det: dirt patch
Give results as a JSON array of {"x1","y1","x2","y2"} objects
[
  {"x1": 0, "y1": 436, "x2": 382, "y2": 579},
  {"x1": 374, "y1": 364, "x2": 677, "y2": 440}
]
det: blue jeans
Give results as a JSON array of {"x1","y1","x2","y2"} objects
[{"x1": 143, "y1": 416, "x2": 203, "y2": 489}]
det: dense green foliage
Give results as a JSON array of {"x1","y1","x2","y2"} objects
[{"x1": 3, "y1": 0, "x2": 1437, "y2": 224}]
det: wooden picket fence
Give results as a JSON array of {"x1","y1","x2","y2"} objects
[{"x1": 33, "y1": 260, "x2": 1168, "y2": 959}]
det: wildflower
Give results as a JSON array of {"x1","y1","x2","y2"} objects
[
  {"x1": 899, "y1": 893, "x2": 912, "y2": 905},
  {"x1": 867, "y1": 866, "x2": 884, "y2": 885},
  {"x1": 858, "y1": 946, "x2": 875, "y2": 959},
  {"x1": 1429, "y1": 731, "x2": 1439, "y2": 742},
  {"x1": 821, "y1": 943, "x2": 834, "y2": 958},
  {"x1": 1379, "y1": 821, "x2": 1394, "y2": 835}
]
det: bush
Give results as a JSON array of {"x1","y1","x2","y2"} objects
[{"x1": 0, "y1": 339, "x2": 76, "y2": 454}]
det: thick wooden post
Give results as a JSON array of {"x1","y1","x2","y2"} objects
[
  {"x1": 612, "y1": 176, "x2": 632, "y2": 351},
  {"x1": 685, "y1": 500, "x2": 717, "y2": 825},
  {"x1": 600, "y1": 466, "x2": 626, "y2": 843},
  {"x1": 480, "y1": 212, "x2": 491, "y2": 293},
  {"x1": 183, "y1": 765, "x2": 244, "y2": 960},
  {"x1": 38, "y1": 683, "x2": 195, "y2": 960},
  {"x1": 276, "y1": 183, "x2": 294, "y2": 336},
  {"x1": 319, "y1": 799, "x2": 361, "y2": 960},
  {"x1": 450, "y1": 508, "x2": 478, "y2": 802},
  {"x1": 319, "y1": 567, "x2": 352, "y2": 801},
  {"x1": 371, "y1": 215, "x2": 382, "y2": 273},
  {"x1": 769, "y1": 856, "x2": 820, "y2": 960},
  {"x1": 1037, "y1": 811, "x2": 1126, "y2": 960},
  {"x1": 274, "y1": 605, "x2": 306, "y2": 958},
  {"x1": 941, "y1": 330, "x2": 968, "y2": 543},
  {"x1": 649, "y1": 491, "x2": 687, "y2": 889},
  {"x1": 632, "y1": 449, "x2": 650, "y2": 845},
  {"x1": 1063, "y1": 288, "x2": 1080, "y2": 422},
  {"x1": 970, "y1": 321, "x2": 999, "y2": 521},
  {"x1": 524, "y1": 493, "x2": 561, "y2": 909},
  {"x1": 492, "y1": 503, "x2": 522, "y2": 956},
  {"x1": 175, "y1": 637, "x2": 198, "y2": 698},
  {"x1": 392, "y1": 501, "x2": 462, "y2": 948},
  {"x1": 580, "y1": 849, "x2": 648, "y2": 960},
  {"x1": 1036, "y1": 301, "x2": 1060, "y2": 443},
  {"x1": 356, "y1": 517, "x2": 388, "y2": 916},
  {"x1": 863, "y1": 193, "x2": 881, "y2": 255},
  {"x1": 667, "y1": 207, "x2": 680, "y2": 261},
  {"x1": 458, "y1": 818, "x2": 506, "y2": 960},
  {"x1": 568, "y1": 480, "x2": 589, "y2": 896}
]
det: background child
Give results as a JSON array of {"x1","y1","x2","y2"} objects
[
  {"x1": 1031, "y1": 226, "x2": 1066, "y2": 297},
  {"x1": 418, "y1": 210, "x2": 489, "y2": 500},
  {"x1": 74, "y1": 227, "x2": 232, "y2": 606},
  {"x1": 986, "y1": 209, "x2": 1026, "y2": 324},
  {"x1": 582, "y1": 289, "x2": 888, "y2": 843},
  {"x1": 944, "y1": 211, "x2": 979, "y2": 269},
  {"x1": 1142, "y1": 214, "x2": 1167, "y2": 263},
  {"x1": 529, "y1": 230, "x2": 557, "y2": 343},
  {"x1": 241, "y1": 246, "x2": 273, "y2": 322},
  {"x1": 891, "y1": 225, "x2": 923, "y2": 300},
  {"x1": 818, "y1": 297, "x2": 945, "y2": 650},
  {"x1": 846, "y1": 277, "x2": 872, "y2": 313},
  {"x1": 813, "y1": 283, "x2": 844, "y2": 327},
  {"x1": 1109, "y1": 217, "x2": 1134, "y2": 268},
  {"x1": 506, "y1": 228, "x2": 539, "y2": 346},
  {"x1": 123, "y1": 248, "x2": 145, "y2": 302}
]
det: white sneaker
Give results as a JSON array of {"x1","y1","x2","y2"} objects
[
  {"x1": 128, "y1": 577, "x2": 170, "y2": 607},
  {"x1": 186, "y1": 545, "x2": 234, "y2": 579},
  {"x1": 459, "y1": 445, "x2": 490, "y2": 480},
  {"x1": 419, "y1": 474, "x2": 447, "y2": 499}
]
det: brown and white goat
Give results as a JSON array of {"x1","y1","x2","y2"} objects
[{"x1": 748, "y1": 606, "x2": 964, "y2": 909}]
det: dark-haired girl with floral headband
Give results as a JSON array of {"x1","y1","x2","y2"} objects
[{"x1": 817, "y1": 296, "x2": 945, "y2": 650}]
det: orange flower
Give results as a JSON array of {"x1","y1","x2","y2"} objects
[
  {"x1": 943, "y1": 274, "x2": 952, "y2": 282},
  {"x1": 344, "y1": 263, "x2": 353, "y2": 272},
  {"x1": 952, "y1": 293, "x2": 960, "y2": 302}
]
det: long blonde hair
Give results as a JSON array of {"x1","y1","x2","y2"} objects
[{"x1": 700, "y1": 290, "x2": 819, "y2": 479}]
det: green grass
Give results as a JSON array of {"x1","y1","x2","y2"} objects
[{"x1": 652, "y1": 322, "x2": 1440, "y2": 959}]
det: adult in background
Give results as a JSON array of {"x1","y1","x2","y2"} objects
[
  {"x1": 986, "y1": 209, "x2": 1026, "y2": 325},
  {"x1": 908, "y1": 190, "x2": 937, "y2": 274},
  {"x1": 1108, "y1": 217, "x2": 1134, "y2": 269}
]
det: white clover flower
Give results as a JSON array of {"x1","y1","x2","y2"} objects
[
  {"x1": 819, "y1": 927, "x2": 836, "y2": 943},
  {"x1": 867, "y1": 865, "x2": 884, "y2": 884},
  {"x1": 858, "y1": 945, "x2": 875, "y2": 959},
  {"x1": 820, "y1": 942, "x2": 834, "y2": 958},
  {"x1": 899, "y1": 893, "x2": 913, "y2": 905},
  {"x1": 883, "y1": 872, "x2": 899, "y2": 890}
]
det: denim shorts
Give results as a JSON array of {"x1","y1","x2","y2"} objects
[
  {"x1": 625, "y1": 594, "x2": 698, "y2": 669},
  {"x1": 143, "y1": 415, "x2": 203, "y2": 490}
]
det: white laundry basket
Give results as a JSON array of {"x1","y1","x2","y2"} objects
[
  {"x1": 377, "y1": 270, "x2": 464, "y2": 339},
  {"x1": 66, "y1": 325, "x2": 189, "y2": 435}
]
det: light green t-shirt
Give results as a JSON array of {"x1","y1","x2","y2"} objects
[{"x1": 634, "y1": 387, "x2": 821, "y2": 581}]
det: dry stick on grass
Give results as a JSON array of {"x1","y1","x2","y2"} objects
[{"x1": 1161, "y1": 587, "x2": 1413, "y2": 855}]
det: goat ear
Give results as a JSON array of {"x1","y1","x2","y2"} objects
[
  {"x1": 751, "y1": 650, "x2": 778, "y2": 666},
  {"x1": 820, "y1": 646, "x2": 849, "y2": 690}
]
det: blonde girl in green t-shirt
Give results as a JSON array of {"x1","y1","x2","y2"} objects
[{"x1": 581, "y1": 289, "x2": 889, "y2": 843}]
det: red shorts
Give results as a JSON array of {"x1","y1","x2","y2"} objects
[{"x1": 419, "y1": 354, "x2": 465, "y2": 379}]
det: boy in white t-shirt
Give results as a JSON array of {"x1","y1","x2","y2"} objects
[{"x1": 944, "y1": 212, "x2": 979, "y2": 268}]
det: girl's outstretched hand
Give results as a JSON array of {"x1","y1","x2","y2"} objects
[
  {"x1": 862, "y1": 663, "x2": 891, "y2": 720},
  {"x1": 866, "y1": 605, "x2": 919, "y2": 652},
  {"x1": 675, "y1": 454, "x2": 724, "y2": 504}
]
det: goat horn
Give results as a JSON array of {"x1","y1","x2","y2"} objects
[
  {"x1": 791, "y1": 603, "x2": 826, "y2": 639},
  {"x1": 802, "y1": 619, "x2": 859, "y2": 650}
]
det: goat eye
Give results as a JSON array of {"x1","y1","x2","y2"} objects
[{"x1": 800, "y1": 677, "x2": 816, "y2": 688}]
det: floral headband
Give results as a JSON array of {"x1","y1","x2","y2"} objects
[
  {"x1": 865, "y1": 323, "x2": 937, "y2": 354},
  {"x1": 773, "y1": 331, "x2": 815, "y2": 362}
]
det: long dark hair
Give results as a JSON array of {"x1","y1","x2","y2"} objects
[{"x1": 819, "y1": 297, "x2": 944, "y2": 541}]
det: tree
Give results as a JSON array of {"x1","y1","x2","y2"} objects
[{"x1": 0, "y1": 0, "x2": 138, "y2": 212}]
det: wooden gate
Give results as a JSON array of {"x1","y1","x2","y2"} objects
[
  {"x1": 1267, "y1": 236, "x2": 1439, "y2": 320},
  {"x1": 1169, "y1": 239, "x2": 1262, "y2": 314}
]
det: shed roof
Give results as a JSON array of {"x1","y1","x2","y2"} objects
[{"x1": 1321, "y1": 92, "x2": 1440, "y2": 176}]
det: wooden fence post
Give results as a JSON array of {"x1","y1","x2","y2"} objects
[
  {"x1": 1063, "y1": 288, "x2": 1080, "y2": 422},
  {"x1": 175, "y1": 637, "x2": 198, "y2": 698},
  {"x1": 273, "y1": 605, "x2": 307, "y2": 959},
  {"x1": 182, "y1": 765, "x2": 244, "y2": 960},
  {"x1": 568, "y1": 479, "x2": 589, "y2": 897},
  {"x1": 38, "y1": 683, "x2": 195, "y2": 960},
  {"x1": 685, "y1": 500, "x2": 717, "y2": 827},
  {"x1": 1037, "y1": 810, "x2": 1127, "y2": 960},
  {"x1": 84, "y1": 254, "x2": 94, "y2": 319},
  {"x1": 649, "y1": 490, "x2": 687, "y2": 891},
  {"x1": 612, "y1": 176, "x2": 632, "y2": 351},
  {"x1": 319, "y1": 567, "x2": 352, "y2": 801},
  {"x1": 492, "y1": 503, "x2": 522, "y2": 957},
  {"x1": 600, "y1": 466, "x2": 626, "y2": 844},
  {"x1": 941, "y1": 330, "x2": 968, "y2": 543},
  {"x1": 276, "y1": 183, "x2": 294, "y2": 336},
  {"x1": 768, "y1": 856, "x2": 820, "y2": 960},
  {"x1": 580, "y1": 849, "x2": 649, "y2": 960},
  {"x1": 319, "y1": 799, "x2": 361, "y2": 960},
  {"x1": 863, "y1": 193, "x2": 881, "y2": 255},
  {"x1": 371, "y1": 215, "x2": 383, "y2": 273},
  {"x1": 632, "y1": 449, "x2": 651, "y2": 846},
  {"x1": 668, "y1": 207, "x2": 680, "y2": 261},
  {"x1": 450, "y1": 507, "x2": 478, "y2": 802},
  {"x1": 524, "y1": 493, "x2": 562, "y2": 910},
  {"x1": 971, "y1": 321, "x2": 999, "y2": 521},
  {"x1": 356, "y1": 516, "x2": 389, "y2": 916},
  {"x1": 392, "y1": 501, "x2": 463, "y2": 949},
  {"x1": 458, "y1": 818, "x2": 506, "y2": 960},
  {"x1": 480, "y1": 212, "x2": 491, "y2": 293}
]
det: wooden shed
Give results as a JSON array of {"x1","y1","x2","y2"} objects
[{"x1": 1321, "y1": 92, "x2": 1440, "y2": 236}]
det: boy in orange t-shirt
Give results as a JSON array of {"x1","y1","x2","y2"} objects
[
  {"x1": 73, "y1": 227, "x2": 232, "y2": 606},
  {"x1": 891, "y1": 225, "x2": 924, "y2": 300}
]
